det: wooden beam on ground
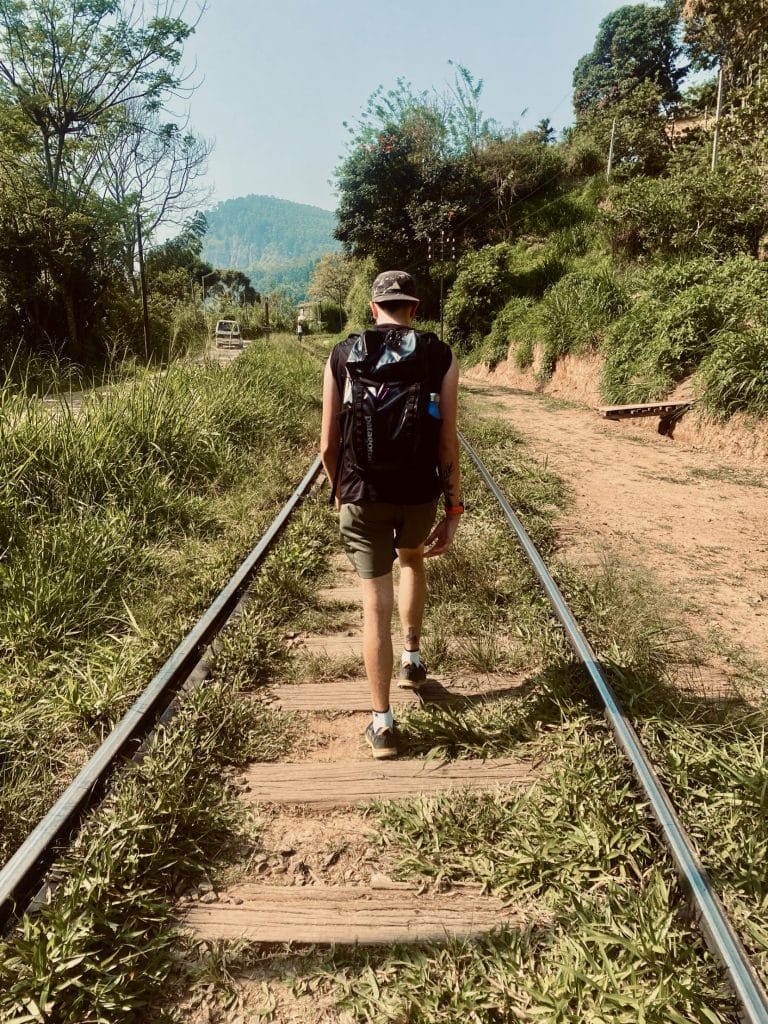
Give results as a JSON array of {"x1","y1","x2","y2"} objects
[
  {"x1": 240, "y1": 758, "x2": 537, "y2": 808},
  {"x1": 597, "y1": 401, "x2": 693, "y2": 420},
  {"x1": 272, "y1": 674, "x2": 530, "y2": 712},
  {"x1": 183, "y1": 885, "x2": 528, "y2": 944},
  {"x1": 297, "y1": 635, "x2": 367, "y2": 659},
  {"x1": 315, "y1": 585, "x2": 361, "y2": 605}
]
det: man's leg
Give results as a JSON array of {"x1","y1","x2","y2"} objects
[
  {"x1": 397, "y1": 544, "x2": 429, "y2": 688},
  {"x1": 360, "y1": 572, "x2": 394, "y2": 709},
  {"x1": 397, "y1": 544, "x2": 427, "y2": 653},
  {"x1": 360, "y1": 572, "x2": 397, "y2": 758}
]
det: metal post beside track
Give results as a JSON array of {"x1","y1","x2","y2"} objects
[{"x1": 459, "y1": 430, "x2": 768, "y2": 1024}]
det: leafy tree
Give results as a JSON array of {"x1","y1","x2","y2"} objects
[
  {"x1": 444, "y1": 61, "x2": 500, "y2": 156},
  {"x1": 0, "y1": 0, "x2": 200, "y2": 359},
  {"x1": 0, "y1": 174, "x2": 128, "y2": 358},
  {"x1": 683, "y1": 0, "x2": 768, "y2": 84},
  {"x1": 99, "y1": 103, "x2": 211, "y2": 281},
  {"x1": 0, "y1": 0, "x2": 196, "y2": 195},
  {"x1": 147, "y1": 212, "x2": 208, "y2": 275},
  {"x1": 145, "y1": 213, "x2": 212, "y2": 304},
  {"x1": 573, "y1": 3, "x2": 687, "y2": 118},
  {"x1": 535, "y1": 118, "x2": 555, "y2": 144},
  {"x1": 335, "y1": 109, "x2": 476, "y2": 309},
  {"x1": 209, "y1": 269, "x2": 258, "y2": 306},
  {"x1": 335, "y1": 76, "x2": 489, "y2": 313},
  {"x1": 681, "y1": 2, "x2": 768, "y2": 161},
  {"x1": 307, "y1": 253, "x2": 355, "y2": 312},
  {"x1": 581, "y1": 79, "x2": 674, "y2": 177}
]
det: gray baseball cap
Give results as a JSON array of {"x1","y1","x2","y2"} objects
[{"x1": 371, "y1": 270, "x2": 418, "y2": 304}]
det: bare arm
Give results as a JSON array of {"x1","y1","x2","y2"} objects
[
  {"x1": 320, "y1": 357, "x2": 341, "y2": 493},
  {"x1": 425, "y1": 354, "x2": 462, "y2": 558}
]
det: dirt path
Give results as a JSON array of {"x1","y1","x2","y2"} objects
[{"x1": 464, "y1": 379, "x2": 768, "y2": 675}]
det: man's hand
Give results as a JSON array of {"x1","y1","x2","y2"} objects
[{"x1": 424, "y1": 514, "x2": 460, "y2": 558}]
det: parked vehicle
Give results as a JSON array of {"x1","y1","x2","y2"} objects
[{"x1": 214, "y1": 319, "x2": 242, "y2": 348}]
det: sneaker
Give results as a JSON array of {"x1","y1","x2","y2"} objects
[
  {"x1": 398, "y1": 659, "x2": 427, "y2": 690},
  {"x1": 364, "y1": 722, "x2": 398, "y2": 759}
]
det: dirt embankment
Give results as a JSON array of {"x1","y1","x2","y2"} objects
[
  {"x1": 463, "y1": 349, "x2": 768, "y2": 683},
  {"x1": 469, "y1": 347, "x2": 768, "y2": 466}
]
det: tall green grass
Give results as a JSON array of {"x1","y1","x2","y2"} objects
[
  {"x1": 0, "y1": 486, "x2": 336, "y2": 1023},
  {"x1": 601, "y1": 256, "x2": 768, "y2": 407},
  {"x1": 698, "y1": 329, "x2": 768, "y2": 418},
  {"x1": 0, "y1": 344, "x2": 318, "y2": 658},
  {"x1": 0, "y1": 338, "x2": 321, "y2": 862},
  {"x1": 538, "y1": 264, "x2": 628, "y2": 381}
]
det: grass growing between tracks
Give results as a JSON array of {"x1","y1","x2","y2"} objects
[
  {"x1": 0, "y1": 337, "x2": 337, "y2": 1022},
  {"x1": 291, "y1": 414, "x2": 763, "y2": 1023}
]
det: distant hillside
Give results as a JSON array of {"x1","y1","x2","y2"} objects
[{"x1": 202, "y1": 195, "x2": 340, "y2": 301}]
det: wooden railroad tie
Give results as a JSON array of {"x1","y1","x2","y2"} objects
[
  {"x1": 239, "y1": 757, "x2": 536, "y2": 808},
  {"x1": 271, "y1": 674, "x2": 530, "y2": 712},
  {"x1": 183, "y1": 885, "x2": 531, "y2": 945},
  {"x1": 183, "y1": 757, "x2": 538, "y2": 945}
]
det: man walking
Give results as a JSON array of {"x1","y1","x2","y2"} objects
[{"x1": 320, "y1": 270, "x2": 462, "y2": 759}]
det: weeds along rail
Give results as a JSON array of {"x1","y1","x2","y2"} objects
[
  {"x1": 1, "y1": 437, "x2": 767, "y2": 1021},
  {"x1": 0, "y1": 457, "x2": 323, "y2": 933},
  {"x1": 459, "y1": 430, "x2": 768, "y2": 1024}
]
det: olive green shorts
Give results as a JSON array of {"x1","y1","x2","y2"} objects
[{"x1": 339, "y1": 500, "x2": 440, "y2": 579}]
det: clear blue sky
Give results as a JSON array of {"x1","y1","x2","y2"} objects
[{"x1": 184, "y1": 0, "x2": 627, "y2": 213}]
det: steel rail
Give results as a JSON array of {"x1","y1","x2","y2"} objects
[
  {"x1": 0, "y1": 456, "x2": 323, "y2": 932},
  {"x1": 459, "y1": 429, "x2": 768, "y2": 1024}
]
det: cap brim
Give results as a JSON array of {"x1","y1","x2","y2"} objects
[{"x1": 372, "y1": 293, "x2": 419, "y2": 304}]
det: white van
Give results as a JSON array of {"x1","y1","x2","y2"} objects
[{"x1": 214, "y1": 319, "x2": 242, "y2": 348}]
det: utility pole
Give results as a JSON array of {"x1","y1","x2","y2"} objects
[
  {"x1": 264, "y1": 296, "x2": 270, "y2": 333},
  {"x1": 606, "y1": 118, "x2": 617, "y2": 180},
  {"x1": 201, "y1": 271, "x2": 216, "y2": 301},
  {"x1": 136, "y1": 210, "x2": 150, "y2": 362},
  {"x1": 711, "y1": 66, "x2": 725, "y2": 171},
  {"x1": 428, "y1": 228, "x2": 456, "y2": 343}
]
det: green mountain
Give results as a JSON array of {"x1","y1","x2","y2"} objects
[{"x1": 202, "y1": 194, "x2": 340, "y2": 301}]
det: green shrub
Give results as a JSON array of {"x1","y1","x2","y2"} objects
[
  {"x1": 604, "y1": 161, "x2": 768, "y2": 259},
  {"x1": 471, "y1": 297, "x2": 541, "y2": 370},
  {"x1": 601, "y1": 255, "x2": 768, "y2": 404},
  {"x1": 318, "y1": 301, "x2": 347, "y2": 333},
  {"x1": 563, "y1": 133, "x2": 605, "y2": 177},
  {"x1": 445, "y1": 243, "x2": 564, "y2": 354},
  {"x1": 413, "y1": 317, "x2": 441, "y2": 337},
  {"x1": 602, "y1": 299, "x2": 675, "y2": 403},
  {"x1": 698, "y1": 328, "x2": 768, "y2": 418},
  {"x1": 170, "y1": 304, "x2": 208, "y2": 358},
  {"x1": 545, "y1": 223, "x2": 594, "y2": 261},
  {"x1": 515, "y1": 333, "x2": 536, "y2": 370},
  {"x1": 538, "y1": 266, "x2": 628, "y2": 379}
]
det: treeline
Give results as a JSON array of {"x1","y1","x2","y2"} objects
[
  {"x1": 328, "y1": 2, "x2": 768, "y2": 418},
  {"x1": 0, "y1": 0, "x2": 221, "y2": 368}
]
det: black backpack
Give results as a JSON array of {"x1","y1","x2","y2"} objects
[{"x1": 331, "y1": 328, "x2": 441, "y2": 502}]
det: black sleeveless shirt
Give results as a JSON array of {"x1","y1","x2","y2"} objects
[{"x1": 330, "y1": 325, "x2": 453, "y2": 505}]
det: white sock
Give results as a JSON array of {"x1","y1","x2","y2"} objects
[
  {"x1": 372, "y1": 708, "x2": 394, "y2": 731},
  {"x1": 402, "y1": 649, "x2": 421, "y2": 667}
]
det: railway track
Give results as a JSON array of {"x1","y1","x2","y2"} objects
[{"x1": 1, "y1": 433, "x2": 767, "y2": 1021}]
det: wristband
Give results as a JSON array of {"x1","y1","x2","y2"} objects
[{"x1": 444, "y1": 504, "x2": 465, "y2": 517}]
